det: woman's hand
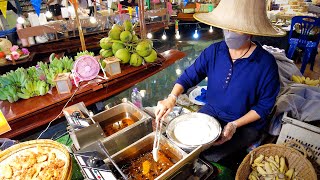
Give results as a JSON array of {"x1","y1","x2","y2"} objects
[
  {"x1": 201, "y1": 122, "x2": 237, "y2": 151},
  {"x1": 154, "y1": 84, "x2": 183, "y2": 122},
  {"x1": 212, "y1": 122, "x2": 237, "y2": 145},
  {"x1": 154, "y1": 96, "x2": 176, "y2": 122}
]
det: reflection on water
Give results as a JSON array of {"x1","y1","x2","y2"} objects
[{"x1": 99, "y1": 28, "x2": 224, "y2": 109}]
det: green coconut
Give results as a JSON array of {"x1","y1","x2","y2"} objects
[
  {"x1": 130, "y1": 53, "x2": 143, "y2": 67},
  {"x1": 115, "y1": 48, "x2": 131, "y2": 64},
  {"x1": 100, "y1": 49, "x2": 113, "y2": 58},
  {"x1": 112, "y1": 24, "x2": 124, "y2": 32},
  {"x1": 144, "y1": 49, "x2": 157, "y2": 63},
  {"x1": 112, "y1": 42, "x2": 125, "y2": 54},
  {"x1": 132, "y1": 35, "x2": 139, "y2": 43},
  {"x1": 145, "y1": 39, "x2": 154, "y2": 47},
  {"x1": 120, "y1": 31, "x2": 133, "y2": 43},
  {"x1": 108, "y1": 29, "x2": 121, "y2": 40},
  {"x1": 136, "y1": 40, "x2": 152, "y2": 57},
  {"x1": 123, "y1": 20, "x2": 133, "y2": 32},
  {"x1": 100, "y1": 37, "x2": 113, "y2": 50}
]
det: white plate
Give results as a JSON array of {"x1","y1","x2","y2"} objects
[
  {"x1": 188, "y1": 86, "x2": 207, "y2": 105},
  {"x1": 166, "y1": 113, "x2": 221, "y2": 148}
]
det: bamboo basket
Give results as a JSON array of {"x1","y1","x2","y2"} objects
[
  {"x1": 236, "y1": 142, "x2": 317, "y2": 180},
  {"x1": 0, "y1": 139, "x2": 72, "y2": 180}
]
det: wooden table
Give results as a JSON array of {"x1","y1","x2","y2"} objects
[{"x1": 0, "y1": 49, "x2": 186, "y2": 139}]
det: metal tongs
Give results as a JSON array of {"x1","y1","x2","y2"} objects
[
  {"x1": 152, "y1": 116, "x2": 164, "y2": 162},
  {"x1": 97, "y1": 141, "x2": 128, "y2": 180}
]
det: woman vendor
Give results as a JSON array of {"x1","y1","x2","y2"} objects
[{"x1": 155, "y1": 0, "x2": 285, "y2": 162}]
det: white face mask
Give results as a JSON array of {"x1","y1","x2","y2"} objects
[{"x1": 223, "y1": 30, "x2": 251, "y2": 49}]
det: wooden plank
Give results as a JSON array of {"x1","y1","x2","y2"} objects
[
  {"x1": 177, "y1": 13, "x2": 197, "y2": 21},
  {"x1": 21, "y1": 22, "x2": 170, "y2": 55},
  {"x1": 145, "y1": 8, "x2": 167, "y2": 17},
  {"x1": 0, "y1": 49, "x2": 186, "y2": 139},
  {"x1": 17, "y1": 17, "x2": 109, "y2": 39},
  {"x1": 0, "y1": 54, "x2": 164, "y2": 122},
  {"x1": 17, "y1": 22, "x2": 64, "y2": 39}
]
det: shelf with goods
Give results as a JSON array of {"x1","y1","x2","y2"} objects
[
  {"x1": 267, "y1": 0, "x2": 318, "y2": 24},
  {"x1": 14, "y1": 15, "x2": 113, "y2": 54},
  {"x1": 19, "y1": 0, "x2": 47, "y2": 14},
  {"x1": 15, "y1": 19, "x2": 168, "y2": 55},
  {"x1": 176, "y1": 2, "x2": 215, "y2": 21}
]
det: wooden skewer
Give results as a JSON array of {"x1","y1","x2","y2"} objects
[
  {"x1": 138, "y1": 0, "x2": 147, "y2": 39},
  {"x1": 72, "y1": 0, "x2": 86, "y2": 51}
]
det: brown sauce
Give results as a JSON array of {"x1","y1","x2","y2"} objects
[
  {"x1": 120, "y1": 151, "x2": 174, "y2": 180},
  {"x1": 103, "y1": 118, "x2": 135, "y2": 136}
]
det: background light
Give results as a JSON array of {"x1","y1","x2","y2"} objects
[
  {"x1": 17, "y1": 17, "x2": 25, "y2": 24},
  {"x1": 147, "y1": 32, "x2": 152, "y2": 39},
  {"x1": 209, "y1": 26, "x2": 213, "y2": 33},
  {"x1": 176, "y1": 68, "x2": 182, "y2": 75},
  {"x1": 45, "y1": 11, "x2": 53, "y2": 18},
  {"x1": 90, "y1": 16, "x2": 97, "y2": 24},
  {"x1": 162, "y1": 31, "x2": 167, "y2": 40},
  {"x1": 175, "y1": 30, "x2": 180, "y2": 39},
  {"x1": 193, "y1": 30, "x2": 199, "y2": 39}
]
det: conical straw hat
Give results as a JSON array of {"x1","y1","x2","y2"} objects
[{"x1": 193, "y1": 0, "x2": 286, "y2": 37}]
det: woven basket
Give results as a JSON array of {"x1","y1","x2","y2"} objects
[
  {"x1": 236, "y1": 142, "x2": 317, "y2": 180},
  {"x1": 0, "y1": 139, "x2": 71, "y2": 180}
]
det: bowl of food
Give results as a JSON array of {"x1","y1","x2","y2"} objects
[
  {"x1": 0, "y1": 139, "x2": 71, "y2": 180},
  {"x1": 166, "y1": 113, "x2": 221, "y2": 152}
]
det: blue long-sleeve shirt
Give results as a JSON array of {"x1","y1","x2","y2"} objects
[{"x1": 176, "y1": 41, "x2": 280, "y2": 130}]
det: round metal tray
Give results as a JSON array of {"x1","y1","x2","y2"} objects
[{"x1": 166, "y1": 113, "x2": 221, "y2": 151}]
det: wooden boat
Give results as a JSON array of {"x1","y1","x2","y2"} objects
[{"x1": 0, "y1": 49, "x2": 186, "y2": 139}]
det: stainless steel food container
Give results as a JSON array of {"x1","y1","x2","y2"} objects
[
  {"x1": 70, "y1": 101, "x2": 152, "y2": 151},
  {"x1": 93, "y1": 101, "x2": 151, "y2": 136},
  {"x1": 106, "y1": 132, "x2": 202, "y2": 180}
]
